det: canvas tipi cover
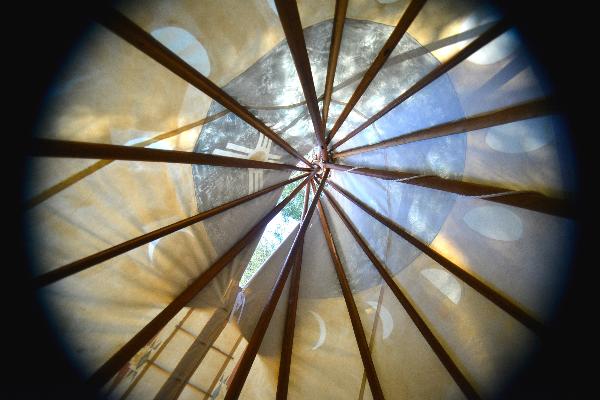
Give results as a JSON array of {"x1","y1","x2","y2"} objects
[{"x1": 15, "y1": 0, "x2": 587, "y2": 399}]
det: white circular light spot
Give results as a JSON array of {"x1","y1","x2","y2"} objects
[
  {"x1": 485, "y1": 117, "x2": 554, "y2": 153},
  {"x1": 468, "y1": 29, "x2": 520, "y2": 65},
  {"x1": 463, "y1": 205, "x2": 523, "y2": 241},
  {"x1": 366, "y1": 301, "x2": 394, "y2": 339},
  {"x1": 420, "y1": 268, "x2": 462, "y2": 304},
  {"x1": 151, "y1": 27, "x2": 211, "y2": 76},
  {"x1": 308, "y1": 311, "x2": 326, "y2": 350},
  {"x1": 437, "y1": 12, "x2": 519, "y2": 65}
]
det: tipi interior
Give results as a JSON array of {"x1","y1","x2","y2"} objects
[{"x1": 13, "y1": 0, "x2": 591, "y2": 399}]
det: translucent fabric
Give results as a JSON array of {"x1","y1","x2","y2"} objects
[
  {"x1": 36, "y1": 23, "x2": 213, "y2": 147},
  {"x1": 216, "y1": 224, "x2": 299, "y2": 399},
  {"x1": 317, "y1": 184, "x2": 548, "y2": 398},
  {"x1": 39, "y1": 235, "x2": 257, "y2": 383},
  {"x1": 26, "y1": 157, "x2": 109, "y2": 203},
  {"x1": 333, "y1": 70, "x2": 466, "y2": 152},
  {"x1": 107, "y1": 306, "x2": 245, "y2": 399},
  {"x1": 28, "y1": 0, "x2": 579, "y2": 399},
  {"x1": 116, "y1": 0, "x2": 325, "y2": 158},
  {"x1": 328, "y1": 0, "x2": 503, "y2": 144},
  {"x1": 331, "y1": 22, "x2": 552, "y2": 160},
  {"x1": 32, "y1": 167, "x2": 297, "y2": 384},
  {"x1": 396, "y1": 252, "x2": 538, "y2": 399},
  {"x1": 446, "y1": 31, "x2": 549, "y2": 118},
  {"x1": 28, "y1": 160, "x2": 204, "y2": 271},
  {"x1": 342, "y1": 115, "x2": 574, "y2": 198},
  {"x1": 106, "y1": 224, "x2": 299, "y2": 399},
  {"x1": 320, "y1": 197, "x2": 465, "y2": 398},
  {"x1": 238, "y1": 276, "x2": 291, "y2": 399},
  {"x1": 28, "y1": 159, "x2": 289, "y2": 274},
  {"x1": 327, "y1": 171, "x2": 574, "y2": 322},
  {"x1": 287, "y1": 213, "x2": 366, "y2": 399}
]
